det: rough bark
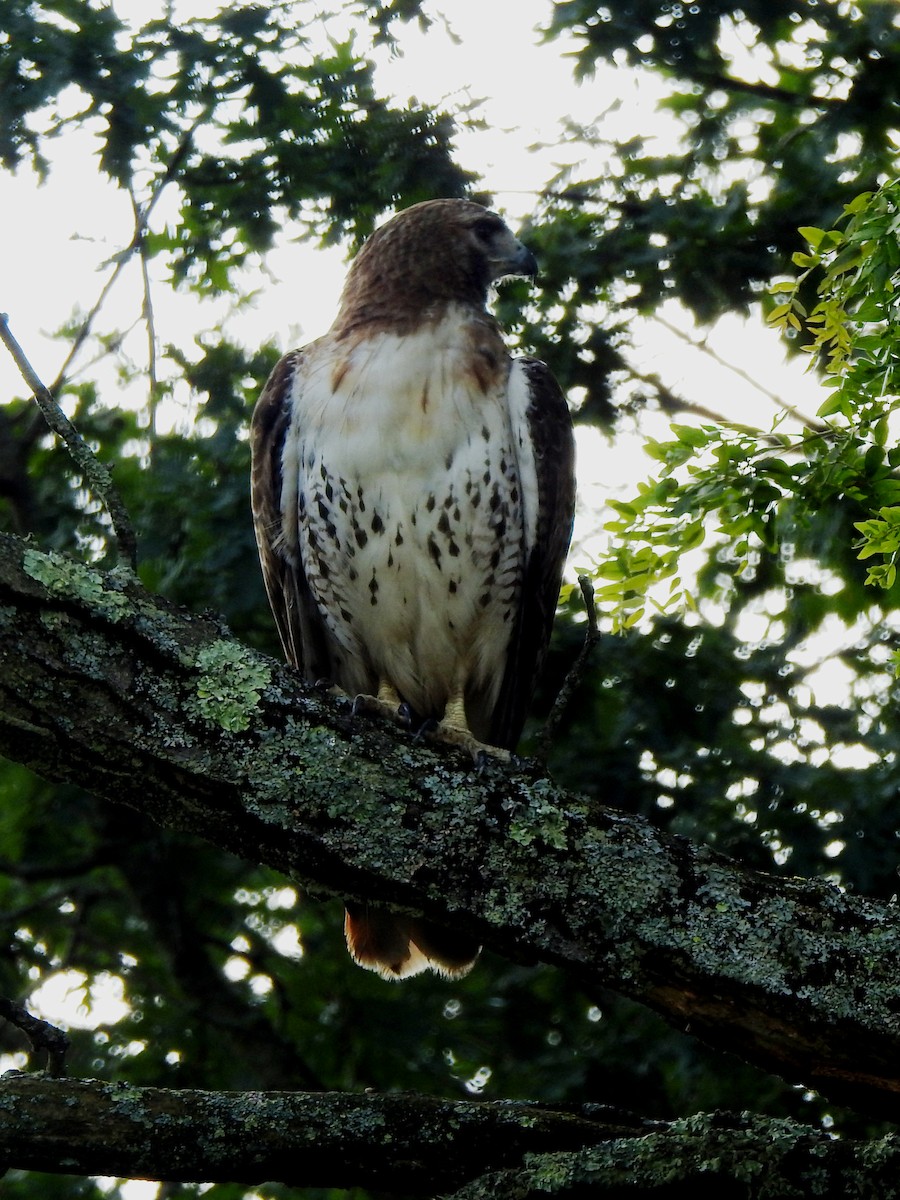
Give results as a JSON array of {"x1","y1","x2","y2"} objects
[
  {"x1": 447, "y1": 1114, "x2": 900, "y2": 1199},
  {"x1": 0, "y1": 1075, "x2": 646, "y2": 1191},
  {"x1": 3, "y1": 531, "x2": 900, "y2": 1126},
  {"x1": 2, "y1": 1075, "x2": 899, "y2": 1197}
]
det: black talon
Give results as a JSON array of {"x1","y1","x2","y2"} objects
[
  {"x1": 474, "y1": 748, "x2": 496, "y2": 775},
  {"x1": 413, "y1": 717, "x2": 440, "y2": 743}
]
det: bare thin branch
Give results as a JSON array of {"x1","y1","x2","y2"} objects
[
  {"x1": 534, "y1": 574, "x2": 601, "y2": 761},
  {"x1": 625, "y1": 361, "x2": 737, "y2": 424},
  {"x1": 652, "y1": 312, "x2": 827, "y2": 433},
  {"x1": 692, "y1": 68, "x2": 845, "y2": 110},
  {"x1": 624, "y1": 359, "x2": 806, "y2": 447},
  {"x1": 0, "y1": 315, "x2": 138, "y2": 568},
  {"x1": 131, "y1": 184, "x2": 161, "y2": 442},
  {"x1": 49, "y1": 106, "x2": 209, "y2": 395},
  {"x1": 48, "y1": 263, "x2": 128, "y2": 397}
]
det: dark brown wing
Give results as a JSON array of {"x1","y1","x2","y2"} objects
[
  {"x1": 250, "y1": 350, "x2": 334, "y2": 682},
  {"x1": 488, "y1": 357, "x2": 576, "y2": 750}
]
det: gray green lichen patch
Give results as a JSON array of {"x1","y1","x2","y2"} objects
[
  {"x1": 23, "y1": 548, "x2": 132, "y2": 621},
  {"x1": 193, "y1": 640, "x2": 272, "y2": 732},
  {"x1": 506, "y1": 779, "x2": 571, "y2": 851}
]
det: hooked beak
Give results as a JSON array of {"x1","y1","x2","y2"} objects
[
  {"x1": 510, "y1": 240, "x2": 538, "y2": 277},
  {"x1": 491, "y1": 238, "x2": 538, "y2": 282}
]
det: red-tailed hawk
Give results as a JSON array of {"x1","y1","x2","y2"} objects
[{"x1": 251, "y1": 198, "x2": 575, "y2": 980}]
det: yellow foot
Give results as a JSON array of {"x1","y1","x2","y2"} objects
[
  {"x1": 351, "y1": 681, "x2": 411, "y2": 728},
  {"x1": 314, "y1": 680, "x2": 349, "y2": 700},
  {"x1": 425, "y1": 720, "x2": 511, "y2": 764},
  {"x1": 413, "y1": 692, "x2": 510, "y2": 763}
]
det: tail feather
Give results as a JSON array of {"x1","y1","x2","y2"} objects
[{"x1": 344, "y1": 903, "x2": 480, "y2": 981}]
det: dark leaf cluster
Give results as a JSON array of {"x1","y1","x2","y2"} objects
[{"x1": 1, "y1": 1, "x2": 472, "y2": 294}]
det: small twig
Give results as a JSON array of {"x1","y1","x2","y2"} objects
[
  {"x1": 627, "y1": 362, "x2": 736, "y2": 425},
  {"x1": 624, "y1": 360, "x2": 813, "y2": 448},
  {"x1": 0, "y1": 314, "x2": 138, "y2": 569},
  {"x1": 49, "y1": 105, "x2": 208, "y2": 396},
  {"x1": 652, "y1": 313, "x2": 828, "y2": 434},
  {"x1": 0, "y1": 997, "x2": 70, "y2": 1077},
  {"x1": 131, "y1": 184, "x2": 161, "y2": 443},
  {"x1": 48, "y1": 263, "x2": 127, "y2": 398},
  {"x1": 534, "y1": 575, "x2": 601, "y2": 762}
]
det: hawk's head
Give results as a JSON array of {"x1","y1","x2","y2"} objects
[{"x1": 335, "y1": 199, "x2": 537, "y2": 333}]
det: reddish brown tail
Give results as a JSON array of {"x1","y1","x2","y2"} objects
[{"x1": 344, "y1": 903, "x2": 480, "y2": 980}]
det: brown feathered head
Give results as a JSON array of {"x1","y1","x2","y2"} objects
[{"x1": 334, "y1": 199, "x2": 537, "y2": 335}]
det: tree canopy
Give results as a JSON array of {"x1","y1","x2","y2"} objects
[{"x1": 2, "y1": 1, "x2": 900, "y2": 1197}]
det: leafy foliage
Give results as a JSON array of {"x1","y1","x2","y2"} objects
[
  {"x1": 498, "y1": 0, "x2": 900, "y2": 423},
  {"x1": 1, "y1": 1, "x2": 472, "y2": 287},
  {"x1": 572, "y1": 180, "x2": 900, "y2": 963},
  {"x1": 769, "y1": 184, "x2": 900, "y2": 590},
  {"x1": 595, "y1": 180, "x2": 900, "y2": 624}
]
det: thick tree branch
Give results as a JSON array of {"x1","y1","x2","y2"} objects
[
  {"x1": 448, "y1": 1113, "x2": 900, "y2": 1199},
  {"x1": 1, "y1": 1076, "x2": 899, "y2": 1196},
  {"x1": 3, "y1": 531, "x2": 900, "y2": 1119},
  {"x1": 0, "y1": 1075, "x2": 646, "y2": 1192}
]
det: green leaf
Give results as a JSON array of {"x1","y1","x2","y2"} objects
[
  {"x1": 671, "y1": 424, "x2": 710, "y2": 448},
  {"x1": 817, "y1": 391, "x2": 847, "y2": 418},
  {"x1": 798, "y1": 226, "x2": 826, "y2": 248},
  {"x1": 844, "y1": 191, "x2": 874, "y2": 215}
]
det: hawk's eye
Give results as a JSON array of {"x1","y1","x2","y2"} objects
[{"x1": 472, "y1": 217, "x2": 503, "y2": 243}]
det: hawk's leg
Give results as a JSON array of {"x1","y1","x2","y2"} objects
[
  {"x1": 350, "y1": 680, "x2": 411, "y2": 728},
  {"x1": 428, "y1": 691, "x2": 511, "y2": 763}
]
